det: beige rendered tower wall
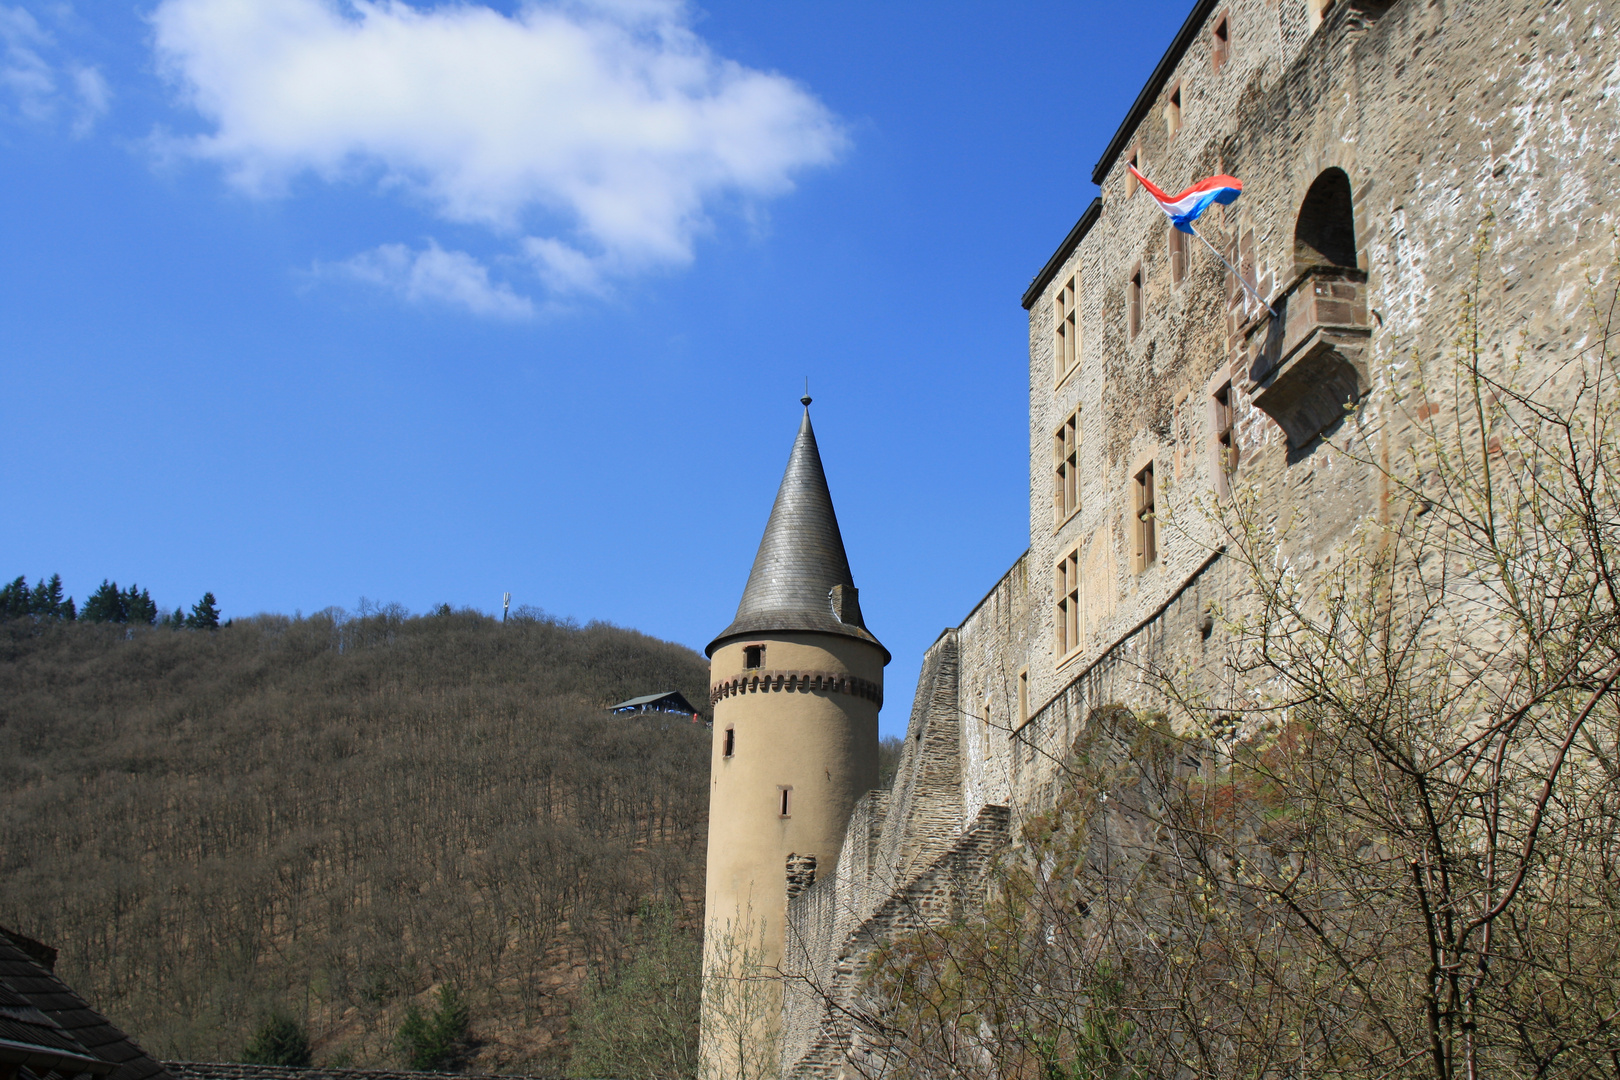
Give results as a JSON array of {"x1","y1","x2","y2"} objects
[{"x1": 700, "y1": 397, "x2": 887, "y2": 1080}]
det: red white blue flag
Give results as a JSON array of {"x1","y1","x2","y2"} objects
[{"x1": 1128, "y1": 164, "x2": 1243, "y2": 233}]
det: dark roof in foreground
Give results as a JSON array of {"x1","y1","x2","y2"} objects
[
  {"x1": 609, "y1": 691, "x2": 698, "y2": 713},
  {"x1": 0, "y1": 927, "x2": 171, "y2": 1080},
  {"x1": 707, "y1": 402, "x2": 887, "y2": 661},
  {"x1": 166, "y1": 1064, "x2": 556, "y2": 1080}
]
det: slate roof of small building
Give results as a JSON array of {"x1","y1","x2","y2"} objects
[
  {"x1": 707, "y1": 403, "x2": 888, "y2": 661},
  {"x1": 608, "y1": 691, "x2": 698, "y2": 713},
  {"x1": 0, "y1": 927, "x2": 171, "y2": 1080},
  {"x1": 166, "y1": 1063, "x2": 557, "y2": 1080},
  {"x1": 0, "y1": 978, "x2": 114, "y2": 1075}
]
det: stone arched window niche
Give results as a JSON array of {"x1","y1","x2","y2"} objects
[{"x1": 1293, "y1": 167, "x2": 1358, "y2": 273}]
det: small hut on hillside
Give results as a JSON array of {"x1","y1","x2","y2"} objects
[{"x1": 607, "y1": 691, "x2": 700, "y2": 720}]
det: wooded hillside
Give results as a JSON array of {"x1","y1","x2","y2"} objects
[{"x1": 0, "y1": 606, "x2": 711, "y2": 1073}]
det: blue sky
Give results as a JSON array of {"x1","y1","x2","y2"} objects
[{"x1": 2, "y1": 0, "x2": 1188, "y2": 735}]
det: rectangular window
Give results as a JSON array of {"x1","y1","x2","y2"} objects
[
  {"x1": 1212, "y1": 13, "x2": 1230, "y2": 72},
  {"x1": 1052, "y1": 406, "x2": 1081, "y2": 526},
  {"x1": 724, "y1": 727, "x2": 735, "y2": 758},
  {"x1": 1128, "y1": 264, "x2": 1143, "y2": 340},
  {"x1": 744, "y1": 644, "x2": 764, "y2": 669},
  {"x1": 1054, "y1": 274, "x2": 1079, "y2": 382},
  {"x1": 1169, "y1": 225, "x2": 1188, "y2": 287},
  {"x1": 1165, "y1": 83, "x2": 1182, "y2": 140},
  {"x1": 1211, "y1": 381, "x2": 1237, "y2": 494},
  {"x1": 1055, "y1": 547, "x2": 1081, "y2": 658},
  {"x1": 779, "y1": 787, "x2": 792, "y2": 817},
  {"x1": 1017, "y1": 668, "x2": 1029, "y2": 727},
  {"x1": 1133, "y1": 462, "x2": 1157, "y2": 572},
  {"x1": 1126, "y1": 145, "x2": 1142, "y2": 196}
]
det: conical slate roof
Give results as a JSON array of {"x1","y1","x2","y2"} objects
[{"x1": 707, "y1": 404, "x2": 888, "y2": 661}]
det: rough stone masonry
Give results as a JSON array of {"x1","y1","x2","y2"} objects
[{"x1": 770, "y1": 0, "x2": 1620, "y2": 1075}]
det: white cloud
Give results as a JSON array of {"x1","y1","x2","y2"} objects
[
  {"x1": 321, "y1": 241, "x2": 536, "y2": 318},
  {"x1": 151, "y1": 0, "x2": 846, "y2": 309},
  {"x1": 0, "y1": 5, "x2": 108, "y2": 133}
]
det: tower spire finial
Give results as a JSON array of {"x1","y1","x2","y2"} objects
[{"x1": 801, "y1": 377, "x2": 811, "y2": 409}]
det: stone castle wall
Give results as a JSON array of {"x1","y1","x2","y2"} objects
[{"x1": 780, "y1": 1, "x2": 1620, "y2": 1073}]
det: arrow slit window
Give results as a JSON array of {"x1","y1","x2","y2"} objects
[{"x1": 1133, "y1": 462, "x2": 1157, "y2": 572}]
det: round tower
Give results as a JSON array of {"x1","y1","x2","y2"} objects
[{"x1": 700, "y1": 395, "x2": 888, "y2": 1078}]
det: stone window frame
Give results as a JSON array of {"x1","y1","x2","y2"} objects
[
  {"x1": 1211, "y1": 11, "x2": 1230, "y2": 72},
  {"x1": 1125, "y1": 144, "x2": 1143, "y2": 198},
  {"x1": 1207, "y1": 368, "x2": 1239, "y2": 498},
  {"x1": 1055, "y1": 544, "x2": 1083, "y2": 662},
  {"x1": 1053, "y1": 272, "x2": 1080, "y2": 387},
  {"x1": 1052, "y1": 405, "x2": 1082, "y2": 529},
  {"x1": 1130, "y1": 451, "x2": 1159, "y2": 573},
  {"x1": 1165, "y1": 82, "x2": 1183, "y2": 141},
  {"x1": 1168, "y1": 223, "x2": 1189, "y2": 288}
]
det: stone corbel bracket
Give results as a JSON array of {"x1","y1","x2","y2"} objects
[{"x1": 1242, "y1": 266, "x2": 1372, "y2": 448}]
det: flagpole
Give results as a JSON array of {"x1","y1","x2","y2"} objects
[{"x1": 1186, "y1": 221, "x2": 1277, "y2": 318}]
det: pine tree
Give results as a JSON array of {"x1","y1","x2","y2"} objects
[
  {"x1": 166, "y1": 606, "x2": 185, "y2": 629},
  {"x1": 0, "y1": 576, "x2": 29, "y2": 619},
  {"x1": 187, "y1": 592, "x2": 220, "y2": 630},
  {"x1": 81, "y1": 580, "x2": 127, "y2": 623},
  {"x1": 28, "y1": 574, "x2": 71, "y2": 619},
  {"x1": 395, "y1": 986, "x2": 470, "y2": 1071},
  {"x1": 241, "y1": 1015, "x2": 312, "y2": 1068},
  {"x1": 123, "y1": 584, "x2": 158, "y2": 626}
]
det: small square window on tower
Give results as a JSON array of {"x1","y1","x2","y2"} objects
[
  {"x1": 1054, "y1": 274, "x2": 1079, "y2": 383},
  {"x1": 1212, "y1": 13, "x2": 1230, "y2": 72},
  {"x1": 1128, "y1": 263, "x2": 1143, "y2": 340},
  {"x1": 1133, "y1": 461, "x2": 1158, "y2": 572},
  {"x1": 1052, "y1": 406, "x2": 1081, "y2": 526},
  {"x1": 1165, "y1": 83, "x2": 1182, "y2": 140},
  {"x1": 1169, "y1": 224, "x2": 1189, "y2": 287},
  {"x1": 744, "y1": 644, "x2": 765, "y2": 669}
]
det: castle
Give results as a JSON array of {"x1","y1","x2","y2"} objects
[{"x1": 700, "y1": 0, "x2": 1620, "y2": 1075}]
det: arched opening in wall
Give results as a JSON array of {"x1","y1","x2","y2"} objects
[{"x1": 1294, "y1": 168, "x2": 1357, "y2": 273}]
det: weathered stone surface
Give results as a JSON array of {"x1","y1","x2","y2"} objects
[{"x1": 773, "y1": 1, "x2": 1620, "y2": 1073}]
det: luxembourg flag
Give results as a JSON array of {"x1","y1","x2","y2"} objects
[{"x1": 1128, "y1": 164, "x2": 1242, "y2": 233}]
